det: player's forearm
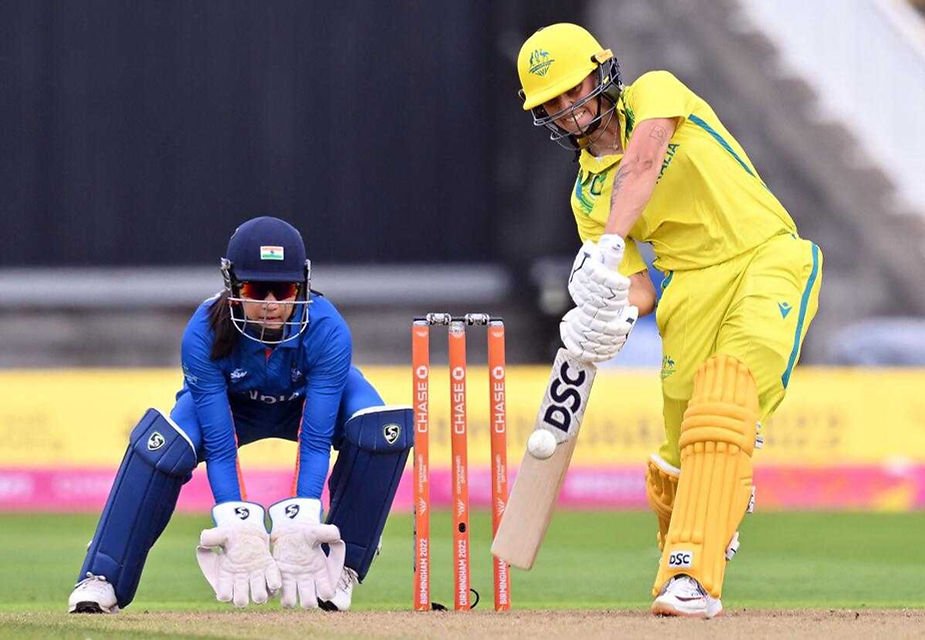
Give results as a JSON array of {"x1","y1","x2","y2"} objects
[
  {"x1": 604, "y1": 118, "x2": 676, "y2": 237},
  {"x1": 206, "y1": 457, "x2": 244, "y2": 503},
  {"x1": 295, "y1": 443, "x2": 331, "y2": 498},
  {"x1": 604, "y1": 157, "x2": 661, "y2": 237}
]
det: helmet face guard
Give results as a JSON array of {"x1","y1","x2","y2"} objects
[
  {"x1": 525, "y1": 56, "x2": 622, "y2": 151},
  {"x1": 220, "y1": 256, "x2": 313, "y2": 346}
]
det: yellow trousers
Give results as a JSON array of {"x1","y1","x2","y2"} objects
[{"x1": 655, "y1": 233, "x2": 822, "y2": 467}]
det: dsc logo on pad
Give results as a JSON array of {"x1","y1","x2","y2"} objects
[{"x1": 668, "y1": 551, "x2": 693, "y2": 568}]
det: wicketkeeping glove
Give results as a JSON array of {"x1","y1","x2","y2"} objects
[
  {"x1": 269, "y1": 498, "x2": 346, "y2": 609},
  {"x1": 196, "y1": 501, "x2": 282, "y2": 607}
]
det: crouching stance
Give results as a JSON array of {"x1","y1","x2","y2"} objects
[{"x1": 69, "y1": 216, "x2": 412, "y2": 613}]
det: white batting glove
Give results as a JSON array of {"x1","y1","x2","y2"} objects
[
  {"x1": 568, "y1": 302, "x2": 628, "y2": 332},
  {"x1": 196, "y1": 501, "x2": 282, "y2": 608},
  {"x1": 568, "y1": 236, "x2": 630, "y2": 311},
  {"x1": 560, "y1": 305, "x2": 639, "y2": 364},
  {"x1": 269, "y1": 498, "x2": 347, "y2": 609},
  {"x1": 569, "y1": 234, "x2": 625, "y2": 272},
  {"x1": 597, "y1": 234, "x2": 626, "y2": 267},
  {"x1": 569, "y1": 266, "x2": 630, "y2": 311}
]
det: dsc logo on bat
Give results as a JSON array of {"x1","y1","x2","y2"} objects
[{"x1": 542, "y1": 356, "x2": 591, "y2": 436}]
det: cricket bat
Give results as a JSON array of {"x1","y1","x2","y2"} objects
[{"x1": 490, "y1": 347, "x2": 598, "y2": 569}]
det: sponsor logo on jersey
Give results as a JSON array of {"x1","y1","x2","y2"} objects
[
  {"x1": 182, "y1": 365, "x2": 198, "y2": 385},
  {"x1": 290, "y1": 367, "x2": 303, "y2": 383},
  {"x1": 528, "y1": 49, "x2": 554, "y2": 77},
  {"x1": 246, "y1": 390, "x2": 301, "y2": 404},
  {"x1": 230, "y1": 368, "x2": 248, "y2": 381},
  {"x1": 778, "y1": 301, "x2": 793, "y2": 318}
]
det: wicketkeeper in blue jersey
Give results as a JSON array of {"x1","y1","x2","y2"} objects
[{"x1": 68, "y1": 216, "x2": 412, "y2": 613}]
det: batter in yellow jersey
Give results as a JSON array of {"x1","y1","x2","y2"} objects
[
  {"x1": 517, "y1": 23, "x2": 822, "y2": 618},
  {"x1": 572, "y1": 69, "x2": 799, "y2": 273}
]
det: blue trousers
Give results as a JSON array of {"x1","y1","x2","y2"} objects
[{"x1": 169, "y1": 366, "x2": 383, "y2": 458}]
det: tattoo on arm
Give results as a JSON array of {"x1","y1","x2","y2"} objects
[
  {"x1": 611, "y1": 166, "x2": 629, "y2": 201},
  {"x1": 648, "y1": 125, "x2": 667, "y2": 142}
]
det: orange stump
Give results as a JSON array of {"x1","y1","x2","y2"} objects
[
  {"x1": 448, "y1": 319, "x2": 471, "y2": 610},
  {"x1": 487, "y1": 320, "x2": 511, "y2": 611},
  {"x1": 411, "y1": 320, "x2": 431, "y2": 611},
  {"x1": 411, "y1": 313, "x2": 510, "y2": 612}
]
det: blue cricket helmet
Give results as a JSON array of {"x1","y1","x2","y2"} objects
[
  {"x1": 225, "y1": 216, "x2": 308, "y2": 282},
  {"x1": 220, "y1": 216, "x2": 313, "y2": 345}
]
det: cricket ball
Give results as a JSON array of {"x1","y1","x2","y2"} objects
[{"x1": 527, "y1": 429, "x2": 557, "y2": 459}]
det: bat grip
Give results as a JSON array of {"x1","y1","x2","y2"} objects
[{"x1": 599, "y1": 234, "x2": 624, "y2": 270}]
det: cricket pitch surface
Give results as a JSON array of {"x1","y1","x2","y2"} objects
[{"x1": 4, "y1": 609, "x2": 925, "y2": 640}]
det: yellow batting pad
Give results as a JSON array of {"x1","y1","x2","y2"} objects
[
  {"x1": 653, "y1": 355, "x2": 759, "y2": 598},
  {"x1": 645, "y1": 454, "x2": 680, "y2": 551}
]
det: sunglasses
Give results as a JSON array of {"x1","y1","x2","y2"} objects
[{"x1": 239, "y1": 281, "x2": 300, "y2": 301}]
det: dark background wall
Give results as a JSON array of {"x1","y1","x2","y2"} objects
[
  {"x1": 4, "y1": 0, "x2": 923, "y2": 367},
  {"x1": 1, "y1": 0, "x2": 586, "y2": 267}
]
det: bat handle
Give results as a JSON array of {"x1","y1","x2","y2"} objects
[{"x1": 599, "y1": 234, "x2": 624, "y2": 270}]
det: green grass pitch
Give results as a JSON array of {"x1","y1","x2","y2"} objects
[{"x1": 1, "y1": 509, "x2": 923, "y2": 615}]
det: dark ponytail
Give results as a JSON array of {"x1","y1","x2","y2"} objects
[{"x1": 208, "y1": 292, "x2": 238, "y2": 360}]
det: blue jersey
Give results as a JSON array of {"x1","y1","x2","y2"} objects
[{"x1": 179, "y1": 292, "x2": 351, "y2": 503}]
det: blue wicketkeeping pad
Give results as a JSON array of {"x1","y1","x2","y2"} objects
[
  {"x1": 78, "y1": 408, "x2": 198, "y2": 607},
  {"x1": 325, "y1": 406, "x2": 413, "y2": 581}
]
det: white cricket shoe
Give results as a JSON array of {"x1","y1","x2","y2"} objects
[
  {"x1": 318, "y1": 567, "x2": 359, "y2": 612},
  {"x1": 68, "y1": 573, "x2": 119, "y2": 614},
  {"x1": 652, "y1": 575, "x2": 723, "y2": 619}
]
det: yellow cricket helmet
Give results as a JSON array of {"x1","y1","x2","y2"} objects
[
  {"x1": 516, "y1": 23, "x2": 622, "y2": 151},
  {"x1": 518, "y1": 23, "x2": 613, "y2": 110}
]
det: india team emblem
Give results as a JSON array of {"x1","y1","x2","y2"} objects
[
  {"x1": 260, "y1": 245, "x2": 284, "y2": 260},
  {"x1": 383, "y1": 423, "x2": 401, "y2": 445},
  {"x1": 147, "y1": 432, "x2": 165, "y2": 451}
]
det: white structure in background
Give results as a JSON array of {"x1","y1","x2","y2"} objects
[{"x1": 738, "y1": 0, "x2": 925, "y2": 216}]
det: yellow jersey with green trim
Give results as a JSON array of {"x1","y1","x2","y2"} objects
[{"x1": 570, "y1": 70, "x2": 797, "y2": 274}]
